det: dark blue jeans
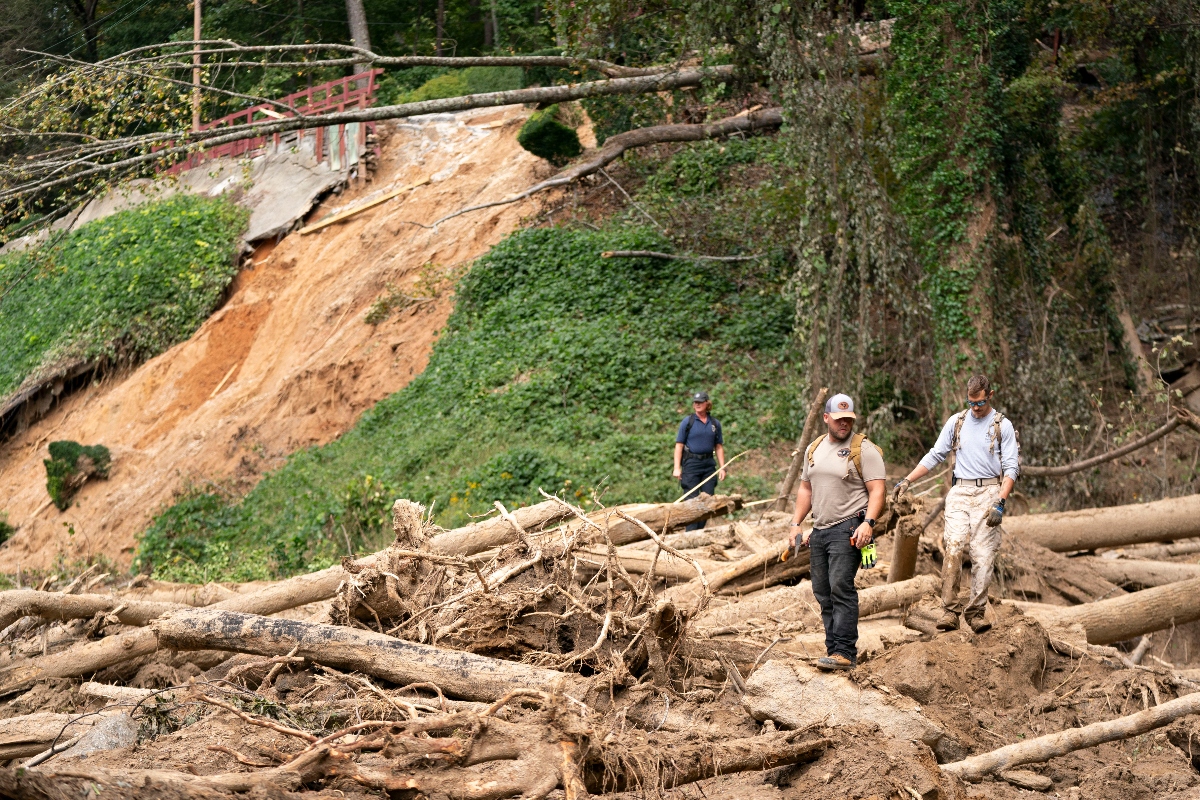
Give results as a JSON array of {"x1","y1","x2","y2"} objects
[
  {"x1": 809, "y1": 516, "x2": 861, "y2": 663},
  {"x1": 680, "y1": 457, "x2": 718, "y2": 531}
]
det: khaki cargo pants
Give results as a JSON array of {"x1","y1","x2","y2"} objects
[{"x1": 942, "y1": 483, "x2": 1002, "y2": 621}]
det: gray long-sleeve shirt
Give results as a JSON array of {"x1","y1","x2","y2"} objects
[{"x1": 919, "y1": 411, "x2": 1020, "y2": 481}]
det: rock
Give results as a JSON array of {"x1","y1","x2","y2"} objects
[
  {"x1": 54, "y1": 713, "x2": 138, "y2": 762},
  {"x1": 742, "y1": 660, "x2": 959, "y2": 756},
  {"x1": 1000, "y1": 769, "x2": 1053, "y2": 791}
]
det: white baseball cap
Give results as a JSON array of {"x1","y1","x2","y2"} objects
[{"x1": 824, "y1": 393, "x2": 856, "y2": 420}]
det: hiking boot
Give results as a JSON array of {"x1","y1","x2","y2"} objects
[
  {"x1": 936, "y1": 611, "x2": 960, "y2": 631},
  {"x1": 815, "y1": 654, "x2": 855, "y2": 671},
  {"x1": 966, "y1": 615, "x2": 992, "y2": 634}
]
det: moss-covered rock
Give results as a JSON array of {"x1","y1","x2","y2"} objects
[{"x1": 44, "y1": 440, "x2": 111, "y2": 510}]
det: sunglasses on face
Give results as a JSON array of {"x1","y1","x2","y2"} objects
[{"x1": 965, "y1": 398, "x2": 988, "y2": 408}]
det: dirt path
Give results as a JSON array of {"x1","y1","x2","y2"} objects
[{"x1": 0, "y1": 104, "x2": 552, "y2": 572}]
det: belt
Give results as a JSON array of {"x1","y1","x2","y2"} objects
[
  {"x1": 815, "y1": 509, "x2": 866, "y2": 531},
  {"x1": 683, "y1": 449, "x2": 714, "y2": 458},
  {"x1": 952, "y1": 476, "x2": 1002, "y2": 487}
]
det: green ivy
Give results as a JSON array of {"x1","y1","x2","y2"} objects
[
  {"x1": 0, "y1": 195, "x2": 248, "y2": 401},
  {"x1": 516, "y1": 105, "x2": 582, "y2": 164}
]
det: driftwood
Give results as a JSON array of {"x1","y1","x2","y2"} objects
[
  {"x1": 0, "y1": 712, "x2": 109, "y2": 760},
  {"x1": 429, "y1": 497, "x2": 572, "y2": 556},
  {"x1": 1006, "y1": 494, "x2": 1200, "y2": 552},
  {"x1": 152, "y1": 608, "x2": 590, "y2": 703},
  {"x1": 1081, "y1": 557, "x2": 1200, "y2": 588},
  {"x1": 0, "y1": 590, "x2": 185, "y2": 631},
  {"x1": 941, "y1": 689, "x2": 1200, "y2": 779},
  {"x1": 694, "y1": 574, "x2": 938, "y2": 636},
  {"x1": 1018, "y1": 576, "x2": 1200, "y2": 645},
  {"x1": 1111, "y1": 538, "x2": 1200, "y2": 560},
  {"x1": 999, "y1": 539, "x2": 1125, "y2": 605}
]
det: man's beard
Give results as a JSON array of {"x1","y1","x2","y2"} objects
[{"x1": 828, "y1": 426, "x2": 852, "y2": 443}]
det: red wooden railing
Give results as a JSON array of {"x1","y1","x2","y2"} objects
[{"x1": 166, "y1": 68, "x2": 385, "y2": 173}]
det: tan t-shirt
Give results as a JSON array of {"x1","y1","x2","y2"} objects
[{"x1": 800, "y1": 434, "x2": 886, "y2": 528}]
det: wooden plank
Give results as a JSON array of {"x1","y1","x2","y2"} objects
[{"x1": 298, "y1": 176, "x2": 430, "y2": 235}]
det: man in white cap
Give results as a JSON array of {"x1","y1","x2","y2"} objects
[
  {"x1": 786, "y1": 393, "x2": 886, "y2": 670},
  {"x1": 892, "y1": 374, "x2": 1019, "y2": 633}
]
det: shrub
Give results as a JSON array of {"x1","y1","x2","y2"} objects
[
  {"x1": 44, "y1": 440, "x2": 111, "y2": 510},
  {"x1": 0, "y1": 514, "x2": 13, "y2": 545},
  {"x1": 517, "y1": 105, "x2": 582, "y2": 165}
]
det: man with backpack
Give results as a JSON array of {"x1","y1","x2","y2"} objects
[
  {"x1": 786, "y1": 393, "x2": 886, "y2": 671},
  {"x1": 892, "y1": 374, "x2": 1020, "y2": 633},
  {"x1": 673, "y1": 391, "x2": 727, "y2": 530}
]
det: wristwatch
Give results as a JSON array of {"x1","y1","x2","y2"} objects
[{"x1": 865, "y1": 518, "x2": 876, "y2": 528}]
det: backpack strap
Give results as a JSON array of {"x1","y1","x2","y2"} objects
[
  {"x1": 681, "y1": 414, "x2": 697, "y2": 449},
  {"x1": 990, "y1": 411, "x2": 1005, "y2": 457},
  {"x1": 805, "y1": 434, "x2": 827, "y2": 467},
  {"x1": 848, "y1": 432, "x2": 866, "y2": 479},
  {"x1": 949, "y1": 410, "x2": 970, "y2": 453}
]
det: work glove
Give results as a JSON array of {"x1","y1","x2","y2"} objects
[
  {"x1": 986, "y1": 498, "x2": 1006, "y2": 528},
  {"x1": 890, "y1": 478, "x2": 911, "y2": 504},
  {"x1": 859, "y1": 541, "x2": 878, "y2": 569}
]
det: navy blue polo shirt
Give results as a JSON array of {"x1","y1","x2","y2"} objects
[{"x1": 676, "y1": 414, "x2": 723, "y2": 454}]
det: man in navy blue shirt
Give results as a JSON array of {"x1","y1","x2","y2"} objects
[{"x1": 673, "y1": 391, "x2": 727, "y2": 529}]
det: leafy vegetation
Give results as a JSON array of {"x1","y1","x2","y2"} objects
[
  {"x1": 517, "y1": 105, "x2": 582, "y2": 164},
  {"x1": 137, "y1": 215, "x2": 801, "y2": 581},
  {"x1": 0, "y1": 195, "x2": 247, "y2": 401},
  {"x1": 44, "y1": 441, "x2": 111, "y2": 511}
]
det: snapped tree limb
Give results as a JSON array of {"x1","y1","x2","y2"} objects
[{"x1": 942, "y1": 690, "x2": 1200, "y2": 780}]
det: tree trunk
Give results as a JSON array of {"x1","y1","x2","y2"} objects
[
  {"x1": 774, "y1": 387, "x2": 829, "y2": 510},
  {"x1": 573, "y1": 546, "x2": 724, "y2": 581},
  {"x1": 1019, "y1": 576, "x2": 1200, "y2": 645},
  {"x1": 1079, "y1": 557, "x2": 1200, "y2": 589},
  {"x1": 0, "y1": 591, "x2": 185, "y2": 631},
  {"x1": 152, "y1": 608, "x2": 590, "y2": 703},
  {"x1": 942, "y1": 690, "x2": 1200, "y2": 780},
  {"x1": 1006, "y1": 494, "x2": 1200, "y2": 552},
  {"x1": 430, "y1": 498, "x2": 572, "y2": 556},
  {"x1": 436, "y1": 0, "x2": 445, "y2": 55},
  {"x1": 344, "y1": 0, "x2": 372, "y2": 74}
]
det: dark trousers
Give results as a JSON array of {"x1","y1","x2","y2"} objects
[
  {"x1": 809, "y1": 516, "x2": 860, "y2": 663},
  {"x1": 679, "y1": 457, "x2": 718, "y2": 531}
]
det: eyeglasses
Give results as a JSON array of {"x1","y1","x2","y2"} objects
[{"x1": 965, "y1": 398, "x2": 989, "y2": 408}]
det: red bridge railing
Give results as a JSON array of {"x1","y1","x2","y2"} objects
[{"x1": 166, "y1": 69, "x2": 385, "y2": 173}]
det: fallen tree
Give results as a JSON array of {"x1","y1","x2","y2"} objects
[
  {"x1": 941, "y1": 690, "x2": 1200, "y2": 780},
  {"x1": 152, "y1": 608, "x2": 590, "y2": 703},
  {"x1": 1081, "y1": 557, "x2": 1200, "y2": 589},
  {"x1": 0, "y1": 495, "x2": 738, "y2": 694},
  {"x1": 0, "y1": 590, "x2": 184, "y2": 631},
  {"x1": 1017, "y1": 576, "x2": 1200, "y2": 645},
  {"x1": 1006, "y1": 494, "x2": 1200, "y2": 552}
]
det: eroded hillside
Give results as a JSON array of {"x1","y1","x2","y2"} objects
[{"x1": 0, "y1": 104, "x2": 549, "y2": 572}]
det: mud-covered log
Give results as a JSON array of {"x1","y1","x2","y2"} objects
[
  {"x1": 1020, "y1": 576, "x2": 1200, "y2": 645},
  {"x1": 1006, "y1": 494, "x2": 1200, "y2": 552},
  {"x1": 0, "y1": 591, "x2": 185, "y2": 631},
  {"x1": 1080, "y1": 557, "x2": 1200, "y2": 588},
  {"x1": 0, "y1": 744, "x2": 340, "y2": 798},
  {"x1": 942, "y1": 690, "x2": 1200, "y2": 779},
  {"x1": 560, "y1": 494, "x2": 742, "y2": 547},
  {"x1": 694, "y1": 574, "x2": 938, "y2": 634},
  {"x1": 663, "y1": 539, "x2": 798, "y2": 608},
  {"x1": 152, "y1": 608, "x2": 589, "y2": 703},
  {"x1": 0, "y1": 712, "x2": 109, "y2": 760},
  {"x1": 573, "y1": 546, "x2": 724, "y2": 581},
  {"x1": 429, "y1": 499, "x2": 572, "y2": 556},
  {"x1": 588, "y1": 731, "x2": 830, "y2": 792}
]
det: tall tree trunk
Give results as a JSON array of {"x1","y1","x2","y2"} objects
[
  {"x1": 68, "y1": 0, "x2": 101, "y2": 62},
  {"x1": 344, "y1": 0, "x2": 372, "y2": 73},
  {"x1": 436, "y1": 0, "x2": 446, "y2": 56}
]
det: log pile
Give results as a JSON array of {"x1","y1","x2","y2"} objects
[{"x1": 5, "y1": 486, "x2": 1200, "y2": 798}]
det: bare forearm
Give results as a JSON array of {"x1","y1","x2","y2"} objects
[
  {"x1": 999, "y1": 476, "x2": 1014, "y2": 501},
  {"x1": 903, "y1": 464, "x2": 930, "y2": 483},
  {"x1": 791, "y1": 483, "x2": 813, "y2": 525},
  {"x1": 674, "y1": 443, "x2": 683, "y2": 471},
  {"x1": 716, "y1": 444, "x2": 726, "y2": 468},
  {"x1": 866, "y1": 481, "x2": 885, "y2": 520}
]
